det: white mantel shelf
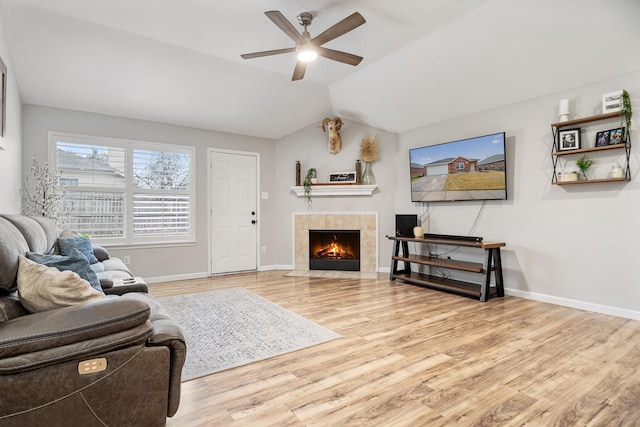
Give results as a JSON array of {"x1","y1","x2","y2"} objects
[{"x1": 290, "y1": 184, "x2": 377, "y2": 197}]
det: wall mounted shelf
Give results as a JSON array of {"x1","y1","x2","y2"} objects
[
  {"x1": 290, "y1": 184, "x2": 377, "y2": 197},
  {"x1": 551, "y1": 111, "x2": 631, "y2": 185},
  {"x1": 554, "y1": 177, "x2": 628, "y2": 185},
  {"x1": 550, "y1": 111, "x2": 622, "y2": 128},
  {"x1": 553, "y1": 142, "x2": 626, "y2": 157}
]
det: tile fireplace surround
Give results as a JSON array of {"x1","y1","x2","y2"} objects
[{"x1": 291, "y1": 212, "x2": 378, "y2": 277}]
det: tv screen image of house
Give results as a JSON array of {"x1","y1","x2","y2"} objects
[{"x1": 409, "y1": 132, "x2": 507, "y2": 202}]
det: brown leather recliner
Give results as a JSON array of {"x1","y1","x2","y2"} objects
[{"x1": 0, "y1": 215, "x2": 186, "y2": 426}]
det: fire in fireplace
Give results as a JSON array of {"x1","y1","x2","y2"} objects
[{"x1": 309, "y1": 229, "x2": 360, "y2": 271}]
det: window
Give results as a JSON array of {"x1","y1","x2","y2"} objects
[
  {"x1": 49, "y1": 132, "x2": 195, "y2": 245},
  {"x1": 455, "y1": 162, "x2": 465, "y2": 170}
]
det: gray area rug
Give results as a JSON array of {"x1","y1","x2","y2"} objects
[{"x1": 159, "y1": 288, "x2": 341, "y2": 381}]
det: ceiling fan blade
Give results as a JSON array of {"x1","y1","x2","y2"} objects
[
  {"x1": 312, "y1": 12, "x2": 365, "y2": 46},
  {"x1": 241, "y1": 47, "x2": 296, "y2": 59},
  {"x1": 317, "y1": 47, "x2": 363, "y2": 66},
  {"x1": 265, "y1": 10, "x2": 305, "y2": 44},
  {"x1": 292, "y1": 61, "x2": 307, "y2": 81}
]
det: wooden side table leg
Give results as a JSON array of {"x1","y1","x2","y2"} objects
[
  {"x1": 494, "y1": 248, "x2": 505, "y2": 297},
  {"x1": 480, "y1": 248, "x2": 494, "y2": 302},
  {"x1": 390, "y1": 240, "x2": 400, "y2": 281},
  {"x1": 401, "y1": 241, "x2": 411, "y2": 273}
]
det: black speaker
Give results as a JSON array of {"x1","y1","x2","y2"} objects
[{"x1": 395, "y1": 214, "x2": 418, "y2": 237}]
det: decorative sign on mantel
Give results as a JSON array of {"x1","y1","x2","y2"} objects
[
  {"x1": 329, "y1": 171, "x2": 357, "y2": 183},
  {"x1": 290, "y1": 184, "x2": 377, "y2": 197}
]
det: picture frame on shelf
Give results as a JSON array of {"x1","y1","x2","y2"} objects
[
  {"x1": 329, "y1": 171, "x2": 357, "y2": 183},
  {"x1": 608, "y1": 127, "x2": 625, "y2": 145},
  {"x1": 558, "y1": 128, "x2": 581, "y2": 151},
  {"x1": 595, "y1": 130, "x2": 610, "y2": 147}
]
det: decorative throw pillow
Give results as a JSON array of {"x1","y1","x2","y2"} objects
[
  {"x1": 17, "y1": 256, "x2": 105, "y2": 313},
  {"x1": 92, "y1": 245, "x2": 110, "y2": 262},
  {"x1": 26, "y1": 248, "x2": 103, "y2": 293},
  {"x1": 57, "y1": 235, "x2": 99, "y2": 264},
  {"x1": 59, "y1": 229, "x2": 78, "y2": 239}
]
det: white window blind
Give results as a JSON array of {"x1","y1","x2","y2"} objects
[{"x1": 49, "y1": 132, "x2": 195, "y2": 245}]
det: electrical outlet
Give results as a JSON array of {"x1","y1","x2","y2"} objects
[
  {"x1": 123, "y1": 255, "x2": 131, "y2": 265},
  {"x1": 261, "y1": 246, "x2": 267, "y2": 254}
]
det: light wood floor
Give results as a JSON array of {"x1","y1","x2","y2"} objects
[{"x1": 150, "y1": 271, "x2": 640, "y2": 427}]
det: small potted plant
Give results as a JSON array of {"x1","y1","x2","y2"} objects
[
  {"x1": 576, "y1": 156, "x2": 594, "y2": 180},
  {"x1": 622, "y1": 89, "x2": 632, "y2": 131},
  {"x1": 303, "y1": 168, "x2": 317, "y2": 206}
]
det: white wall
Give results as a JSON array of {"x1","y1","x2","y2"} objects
[
  {"x1": 393, "y1": 71, "x2": 640, "y2": 318},
  {"x1": 0, "y1": 5, "x2": 22, "y2": 213},
  {"x1": 10, "y1": 15, "x2": 640, "y2": 317},
  {"x1": 273, "y1": 119, "x2": 397, "y2": 269},
  {"x1": 21, "y1": 105, "x2": 277, "y2": 281}
]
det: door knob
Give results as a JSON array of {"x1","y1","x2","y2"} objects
[
  {"x1": 251, "y1": 211, "x2": 256, "y2": 215},
  {"x1": 252, "y1": 220, "x2": 256, "y2": 224}
]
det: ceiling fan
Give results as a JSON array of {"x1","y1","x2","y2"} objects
[{"x1": 241, "y1": 11, "x2": 366, "y2": 81}]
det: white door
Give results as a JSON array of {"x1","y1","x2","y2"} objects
[{"x1": 210, "y1": 150, "x2": 258, "y2": 274}]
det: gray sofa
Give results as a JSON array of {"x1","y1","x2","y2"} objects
[
  {"x1": 89, "y1": 246, "x2": 139, "y2": 290},
  {"x1": 88, "y1": 243, "x2": 149, "y2": 295},
  {"x1": 0, "y1": 214, "x2": 186, "y2": 426}
]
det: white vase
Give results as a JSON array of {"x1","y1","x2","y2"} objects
[
  {"x1": 611, "y1": 164, "x2": 623, "y2": 179},
  {"x1": 413, "y1": 226, "x2": 423, "y2": 238}
]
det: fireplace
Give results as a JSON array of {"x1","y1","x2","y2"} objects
[
  {"x1": 309, "y1": 229, "x2": 360, "y2": 271},
  {"x1": 292, "y1": 212, "x2": 377, "y2": 274}
]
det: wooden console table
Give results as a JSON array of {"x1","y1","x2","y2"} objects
[{"x1": 387, "y1": 235, "x2": 505, "y2": 302}]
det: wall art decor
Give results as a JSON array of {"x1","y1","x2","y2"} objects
[{"x1": 557, "y1": 128, "x2": 581, "y2": 151}]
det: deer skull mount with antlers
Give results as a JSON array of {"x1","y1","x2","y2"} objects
[{"x1": 321, "y1": 117, "x2": 343, "y2": 154}]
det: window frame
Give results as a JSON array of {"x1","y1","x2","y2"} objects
[{"x1": 49, "y1": 131, "x2": 196, "y2": 246}]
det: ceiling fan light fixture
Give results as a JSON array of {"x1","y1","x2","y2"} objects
[
  {"x1": 297, "y1": 44, "x2": 318, "y2": 62},
  {"x1": 241, "y1": 10, "x2": 366, "y2": 80}
]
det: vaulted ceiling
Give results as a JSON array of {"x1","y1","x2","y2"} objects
[{"x1": 2, "y1": 0, "x2": 639, "y2": 139}]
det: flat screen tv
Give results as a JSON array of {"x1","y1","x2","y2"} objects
[{"x1": 409, "y1": 132, "x2": 507, "y2": 202}]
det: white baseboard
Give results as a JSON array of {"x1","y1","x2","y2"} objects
[
  {"x1": 147, "y1": 266, "x2": 289, "y2": 282},
  {"x1": 505, "y1": 288, "x2": 640, "y2": 321},
  {"x1": 145, "y1": 272, "x2": 209, "y2": 284},
  {"x1": 378, "y1": 267, "x2": 390, "y2": 274},
  {"x1": 259, "y1": 264, "x2": 292, "y2": 271}
]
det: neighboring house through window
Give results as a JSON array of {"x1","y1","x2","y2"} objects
[
  {"x1": 49, "y1": 132, "x2": 195, "y2": 245},
  {"x1": 58, "y1": 177, "x2": 79, "y2": 186}
]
